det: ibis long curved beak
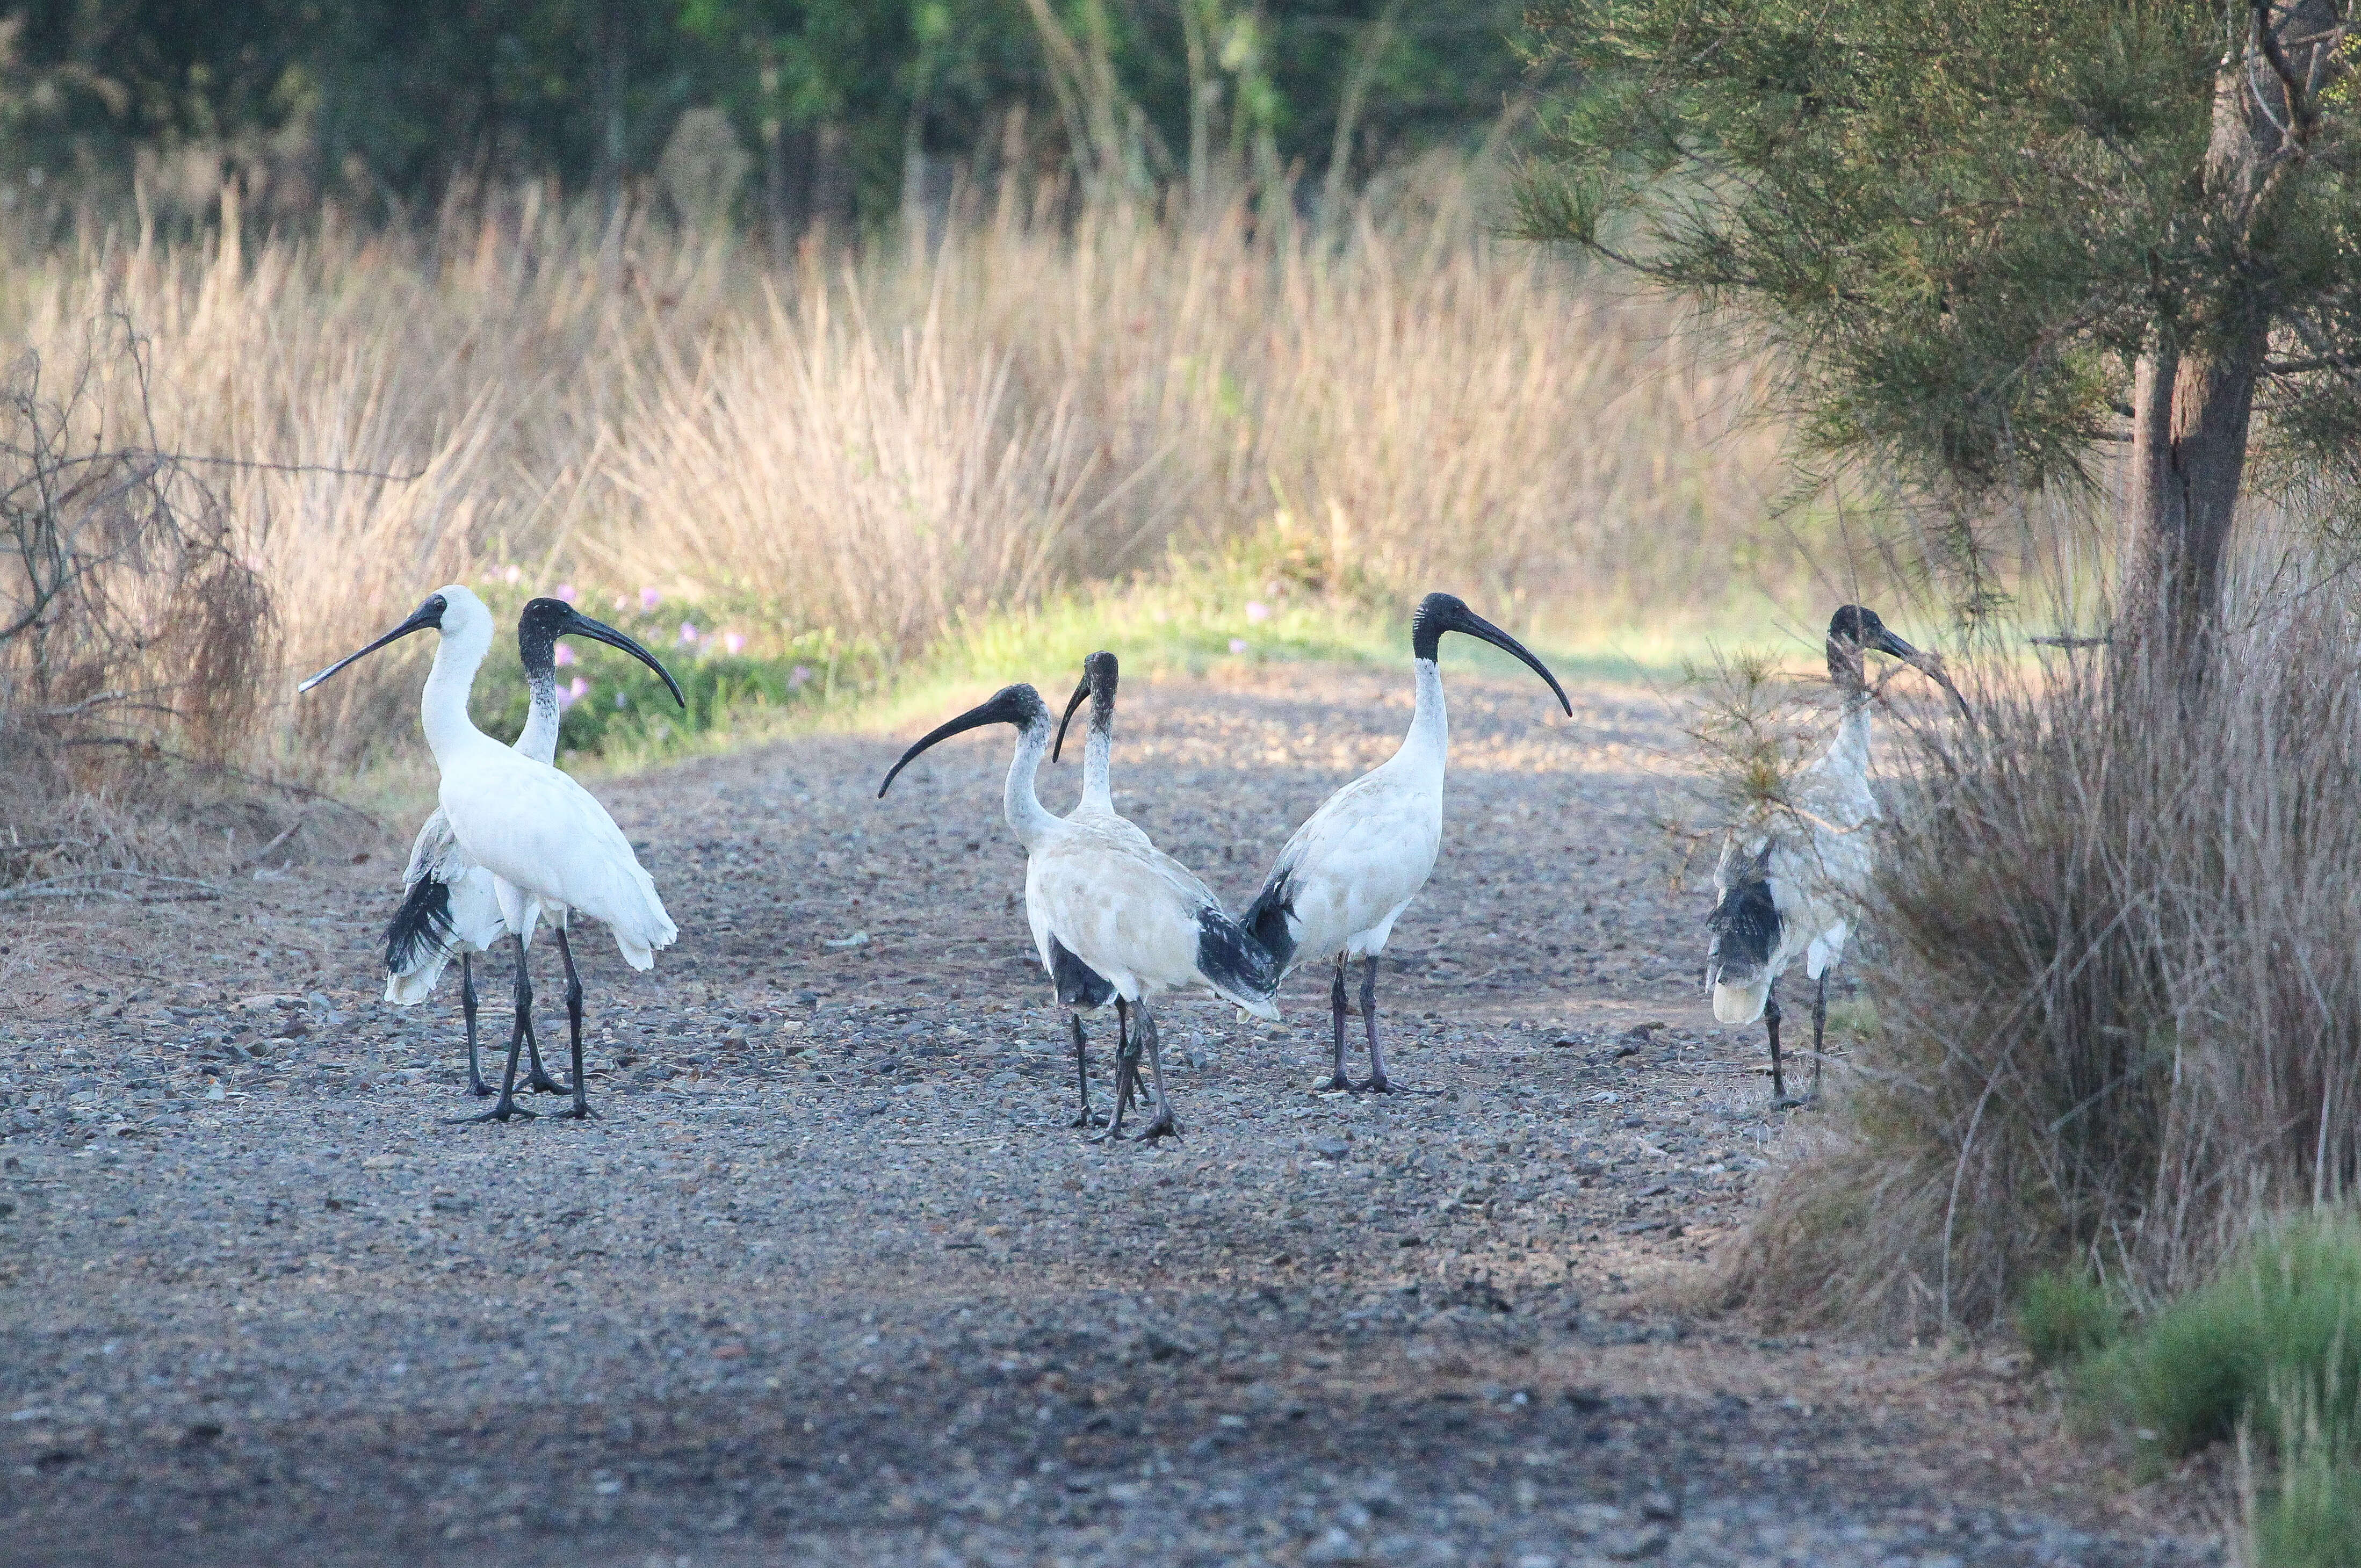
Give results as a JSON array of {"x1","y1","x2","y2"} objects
[
  {"x1": 1448, "y1": 604, "x2": 1572, "y2": 717},
  {"x1": 559, "y1": 607, "x2": 687, "y2": 709},
  {"x1": 297, "y1": 595, "x2": 447, "y2": 693},
  {"x1": 1871, "y1": 625, "x2": 1972, "y2": 721},
  {"x1": 877, "y1": 685, "x2": 1042, "y2": 798},
  {"x1": 1050, "y1": 676, "x2": 1091, "y2": 763}
]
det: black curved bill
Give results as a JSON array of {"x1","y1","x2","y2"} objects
[
  {"x1": 1449, "y1": 605, "x2": 1573, "y2": 716},
  {"x1": 297, "y1": 595, "x2": 446, "y2": 693},
  {"x1": 1875, "y1": 627, "x2": 1972, "y2": 721},
  {"x1": 1051, "y1": 676, "x2": 1091, "y2": 763},
  {"x1": 1867, "y1": 624, "x2": 1919, "y2": 663},
  {"x1": 877, "y1": 685, "x2": 1037, "y2": 798},
  {"x1": 561, "y1": 607, "x2": 687, "y2": 709}
]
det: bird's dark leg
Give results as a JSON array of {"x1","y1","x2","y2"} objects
[
  {"x1": 521, "y1": 936, "x2": 567, "y2": 1094},
  {"x1": 1324, "y1": 955, "x2": 1352, "y2": 1092},
  {"x1": 1065, "y1": 1014, "x2": 1102, "y2": 1128},
  {"x1": 1809, "y1": 971, "x2": 1828, "y2": 1104},
  {"x1": 1093, "y1": 999, "x2": 1139, "y2": 1144},
  {"x1": 459, "y1": 952, "x2": 491, "y2": 1097},
  {"x1": 1766, "y1": 985, "x2": 1794, "y2": 1108},
  {"x1": 549, "y1": 928, "x2": 595, "y2": 1120},
  {"x1": 448, "y1": 933, "x2": 536, "y2": 1123},
  {"x1": 1116, "y1": 1000, "x2": 1138, "y2": 1113},
  {"x1": 1127, "y1": 1002, "x2": 1181, "y2": 1143},
  {"x1": 1353, "y1": 954, "x2": 1395, "y2": 1093}
]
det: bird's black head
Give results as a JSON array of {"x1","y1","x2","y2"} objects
[
  {"x1": 878, "y1": 683, "x2": 1049, "y2": 798},
  {"x1": 1052, "y1": 650, "x2": 1118, "y2": 764},
  {"x1": 517, "y1": 596, "x2": 687, "y2": 709},
  {"x1": 1825, "y1": 604, "x2": 1919, "y2": 690},
  {"x1": 1407, "y1": 591, "x2": 1573, "y2": 716},
  {"x1": 297, "y1": 591, "x2": 448, "y2": 693}
]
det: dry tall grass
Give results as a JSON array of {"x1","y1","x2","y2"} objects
[
  {"x1": 1717, "y1": 559, "x2": 2361, "y2": 1338},
  {"x1": 0, "y1": 171, "x2": 1792, "y2": 781}
]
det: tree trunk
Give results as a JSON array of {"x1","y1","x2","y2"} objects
[
  {"x1": 2119, "y1": 5, "x2": 2314, "y2": 666},
  {"x1": 2122, "y1": 328, "x2": 2265, "y2": 666},
  {"x1": 759, "y1": 42, "x2": 793, "y2": 259}
]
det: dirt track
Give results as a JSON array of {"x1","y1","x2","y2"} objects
[{"x1": 0, "y1": 663, "x2": 2218, "y2": 1566}]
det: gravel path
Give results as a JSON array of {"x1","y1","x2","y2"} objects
[{"x1": 0, "y1": 663, "x2": 2219, "y2": 1566}]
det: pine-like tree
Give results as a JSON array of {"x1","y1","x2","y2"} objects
[{"x1": 1519, "y1": 1, "x2": 2359, "y2": 652}]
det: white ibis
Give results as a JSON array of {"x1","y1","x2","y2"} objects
[
  {"x1": 381, "y1": 596, "x2": 685, "y2": 1102},
  {"x1": 300, "y1": 585, "x2": 681, "y2": 1122},
  {"x1": 1705, "y1": 604, "x2": 1959, "y2": 1105},
  {"x1": 879, "y1": 678, "x2": 1280, "y2": 1142},
  {"x1": 1043, "y1": 650, "x2": 1161, "y2": 1123},
  {"x1": 1243, "y1": 592, "x2": 1571, "y2": 1092}
]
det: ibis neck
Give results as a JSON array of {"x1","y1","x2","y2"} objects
[
  {"x1": 420, "y1": 618, "x2": 498, "y2": 763},
  {"x1": 1079, "y1": 708, "x2": 1114, "y2": 813},
  {"x1": 1393, "y1": 657, "x2": 1449, "y2": 777},
  {"x1": 1004, "y1": 716, "x2": 1059, "y2": 847},
  {"x1": 517, "y1": 661, "x2": 561, "y2": 764},
  {"x1": 1829, "y1": 689, "x2": 1874, "y2": 774}
]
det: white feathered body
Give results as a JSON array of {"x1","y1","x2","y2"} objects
[
  {"x1": 384, "y1": 671, "x2": 562, "y2": 1005},
  {"x1": 1024, "y1": 817, "x2": 1277, "y2": 1018},
  {"x1": 394, "y1": 588, "x2": 676, "y2": 977},
  {"x1": 436, "y1": 742, "x2": 677, "y2": 969},
  {"x1": 1245, "y1": 660, "x2": 1448, "y2": 975},
  {"x1": 1707, "y1": 701, "x2": 1879, "y2": 1024}
]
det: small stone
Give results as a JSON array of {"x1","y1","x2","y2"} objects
[{"x1": 1311, "y1": 1136, "x2": 1349, "y2": 1160}]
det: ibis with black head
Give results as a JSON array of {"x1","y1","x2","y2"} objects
[
  {"x1": 880, "y1": 675, "x2": 1279, "y2": 1143},
  {"x1": 381, "y1": 595, "x2": 686, "y2": 1104},
  {"x1": 301, "y1": 586, "x2": 682, "y2": 1122},
  {"x1": 1704, "y1": 604, "x2": 1961, "y2": 1105},
  {"x1": 1242, "y1": 592, "x2": 1572, "y2": 1093}
]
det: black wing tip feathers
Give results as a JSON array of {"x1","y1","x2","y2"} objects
[
  {"x1": 1703, "y1": 876, "x2": 1779, "y2": 980},
  {"x1": 1240, "y1": 871, "x2": 1299, "y2": 977},
  {"x1": 384, "y1": 875, "x2": 458, "y2": 976},
  {"x1": 1049, "y1": 937, "x2": 1117, "y2": 1010},
  {"x1": 1197, "y1": 907, "x2": 1281, "y2": 1003}
]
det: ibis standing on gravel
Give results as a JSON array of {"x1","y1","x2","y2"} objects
[
  {"x1": 382, "y1": 596, "x2": 684, "y2": 1105},
  {"x1": 1703, "y1": 605, "x2": 1960, "y2": 1106},
  {"x1": 301, "y1": 585, "x2": 681, "y2": 1123},
  {"x1": 879, "y1": 677, "x2": 1280, "y2": 1143},
  {"x1": 1045, "y1": 650, "x2": 1158, "y2": 1124},
  {"x1": 1243, "y1": 592, "x2": 1571, "y2": 1093}
]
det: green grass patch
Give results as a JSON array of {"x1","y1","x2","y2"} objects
[
  {"x1": 2082, "y1": 1215, "x2": 2361, "y2": 1461},
  {"x1": 2016, "y1": 1267, "x2": 2119, "y2": 1369},
  {"x1": 2074, "y1": 1216, "x2": 2361, "y2": 1566},
  {"x1": 2256, "y1": 1419, "x2": 2361, "y2": 1568}
]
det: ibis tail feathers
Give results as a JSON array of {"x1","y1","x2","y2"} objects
[
  {"x1": 1196, "y1": 907, "x2": 1282, "y2": 1021},
  {"x1": 1711, "y1": 978, "x2": 1772, "y2": 1026},
  {"x1": 1240, "y1": 870, "x2": 1299, "y2": 980},
  {"x1": 1051, "y1": 937, "x2": 1118, "y2": 1010}
]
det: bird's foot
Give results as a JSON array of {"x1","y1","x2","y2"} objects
[
  {"x1": 547, "y1": 1102, "x2": 600, "y2": 1122},
  {"x1": 444, "y1": 1101, "x2": 538, "y2": 1124},
  {"x1": 466, "y1": 1078, "x2": 496, "y2": 1099},
  {"x1": 1127, "y1": 1109, "x2": 1182, "y2": 1143},
  {"x1": 1349, "y1": 1075, "x2": 1397, "y2": 1094},
  {"x1": 1770, "y1": 1094, "x2": 1813, "y2": 1112},
  {"x1": 1066, "y1": 1107, "x2": 1109, "y2": 1129},
  {"x1": 523, "y1": 1071, "x2": 570, "y2": 1095},
  {"x1": 1316, "y1": 1075, "x2": 1352, "y2": 1094}
]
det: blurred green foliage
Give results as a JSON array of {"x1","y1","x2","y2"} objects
[
  {"x1": 464, "y1": 584, "x2": 853, "y2": 760},
  {"x1": 0, "y1": 0, "x2": 1541, "y2": 230}
]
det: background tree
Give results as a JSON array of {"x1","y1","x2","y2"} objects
[
  {"x1": 0, "y1": 0, "x2": 1542, "y2": 236},
  {"x1": 1517, "y1": 1, "x2": 2361, "y2": 654}
]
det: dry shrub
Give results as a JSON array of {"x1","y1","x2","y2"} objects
[
  {"x1": 1717, "y1": 561, "x2": 2361, "y2": 1338},
  {"x1": 0, "y1": 315, "x2": 281, "y2": 888},
  {"x1": 0, "y1": 168, "x2": 1796, "y2": 779},
  {"x1": 604, "y1": 194, "x2": 1793, "y2": 650}
]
